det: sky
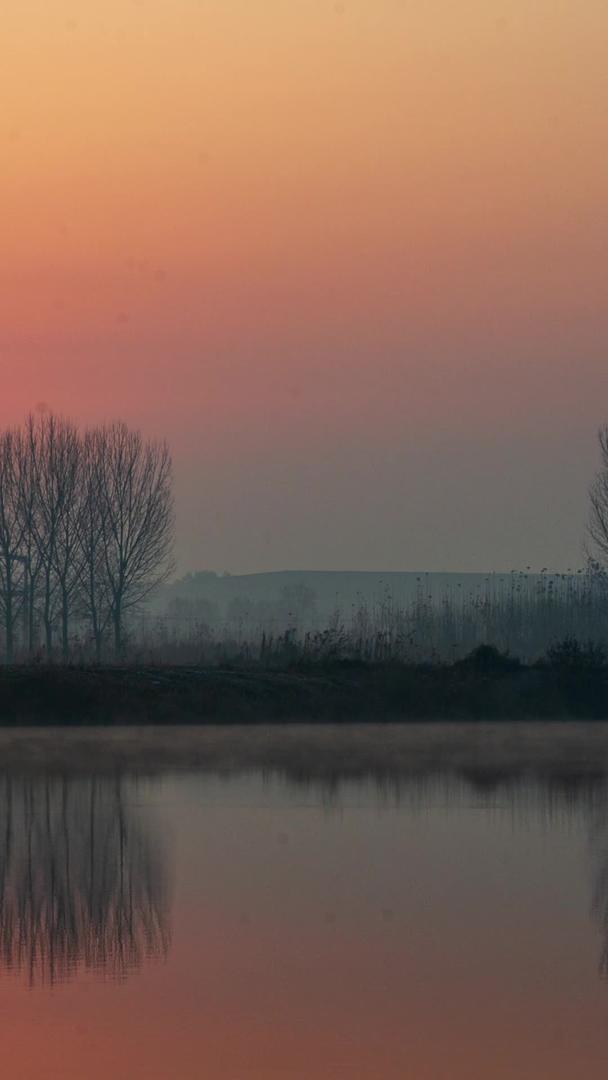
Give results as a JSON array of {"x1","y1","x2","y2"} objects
[{"x1": 2, "y1": 0, "x2": 608, "y2": 575}]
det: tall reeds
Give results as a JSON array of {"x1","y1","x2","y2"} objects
[{"x1": 135, "y1": 569, "x2": 608, "y2": 667}]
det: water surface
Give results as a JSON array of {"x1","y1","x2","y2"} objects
[{"x1": 1, "y1": 724, "x2": 608, "y2": 1079}]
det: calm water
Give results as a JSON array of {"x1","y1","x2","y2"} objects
[{"x1": 2, "y1": 725, "x2": 608, "y2": 1079}]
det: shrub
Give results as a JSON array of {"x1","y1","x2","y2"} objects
[
  {"x1": 544, "y1": 637, "x2": 607, "y2": 671},
  {"x1": 456, "y1": 644, "x2": 521, "y2": 674}
]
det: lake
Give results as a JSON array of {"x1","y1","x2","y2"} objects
[{"x1": 1, "y1": 723, "x2": 608, "y2": 1079}]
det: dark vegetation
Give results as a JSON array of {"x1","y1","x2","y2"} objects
[{"x1": 0, "y1": 638, "x2": 607, "y2": 725}]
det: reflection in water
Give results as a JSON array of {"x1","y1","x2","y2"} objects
[
  {"x1": 278, "y1": 769, "x2": 608, "y2": 984},
  {"x1": 0, "y1": 776, "x2": 170, "y2": 985},
  {"x1": 2, "y1": 730, "x2": 608, "y2": 1079},
  {"x1": 0, "y1": 738, "x2": 607, "y2": 991},
  {"x1": 589, "y1": 797, "x2": 608, "y2": 979}
]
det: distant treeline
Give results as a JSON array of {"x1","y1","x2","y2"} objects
[
  {"x1": 133, "y1": 420, "x2": 607, "y2": 666},
  {"x1": 140, "y1": 570, "x2": 608, "y2": 667},
  {"x1": 3, "y1": 565, "x2": 599, "y2": 667}
]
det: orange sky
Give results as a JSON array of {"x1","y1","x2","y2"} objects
[{"x1": 2, "y1": 1, "x2": 608, "y2": 571}]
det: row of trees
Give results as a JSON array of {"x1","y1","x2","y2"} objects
[{"x1": 0, "y1": 414, "x2": 174, "y2": 662}]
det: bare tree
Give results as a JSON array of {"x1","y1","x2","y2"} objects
[
  {"x1": 94, "y1": 423, "x2": 175, "y2": 658},
  {"x1": 0, "y1": 431, "x2": 26, "y2": 662},
  {"x1": 24, "y1": 415, "x2": 58, "y2": 656},
  {"x1": 0, "y1": 414, "x2": 175, "y2": 662},
  {"x1": 24, "y1": 414, "x2": 84, "y2": 659},
  {"x1": 76, "y1": 431, "x2": 113, "y2": 661},
  {"x1": 13, "y1": 427, "x2": 43, "y2": 657},
  {"x1": 588, "y1": 426, "x2": 608, "y2": 574},
  {"x1": 50, "y1": 422, "x2": 83, "y2": 661}
]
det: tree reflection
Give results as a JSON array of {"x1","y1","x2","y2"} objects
[
  {"x1": 588, "y1": 797, "x2": 608, "y2": 978},
  {"x1": 0, "y1": 776, "x2": 170, "y2": 985}
]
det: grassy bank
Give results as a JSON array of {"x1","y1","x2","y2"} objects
[{"x1": 0, "y1": 649, "x2": 607, "y2": 725}]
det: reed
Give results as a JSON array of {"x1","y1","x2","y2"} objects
[{"x1": 130, "y1": 569, "x2": 607, "y2": 667}]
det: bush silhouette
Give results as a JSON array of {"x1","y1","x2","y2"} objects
[{"x1": 456, "y1": 644, "x2": 521, "y2": 674}]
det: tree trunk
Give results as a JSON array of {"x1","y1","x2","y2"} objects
[
  {"x1": 5, "y1": 590, "x2": 13, "y2": 665},
  {"x1": 90, "y1": 602, "x2": 102, "y2": 663},
  {"x1": 44, "y1": 571, "x2": 53, "y2": 659},
  {"x1": 61, "y1": 589, "x2": 69, "y2": 662},
  {"x1": 113, "y1": 605, "x2": 122, "y2": 660},
  {"x1": 27, "y1": 586, "x2": 36, "y2": 657}
]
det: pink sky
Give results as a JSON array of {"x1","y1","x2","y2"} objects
[{"x1": 2, "y1": 1, "x2": 608, "y2": 572}]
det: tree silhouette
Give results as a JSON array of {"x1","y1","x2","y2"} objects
[
  {"x1": 90, "y1": 422, "x2": 174, "y2": 658},
  {"x1": 0, "y1": 413, "x2": 174, "y2": 661}
]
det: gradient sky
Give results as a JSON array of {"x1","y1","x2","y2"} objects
[{"x1": 2, "y1": 1, "x2": 608, "y2": 574}]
